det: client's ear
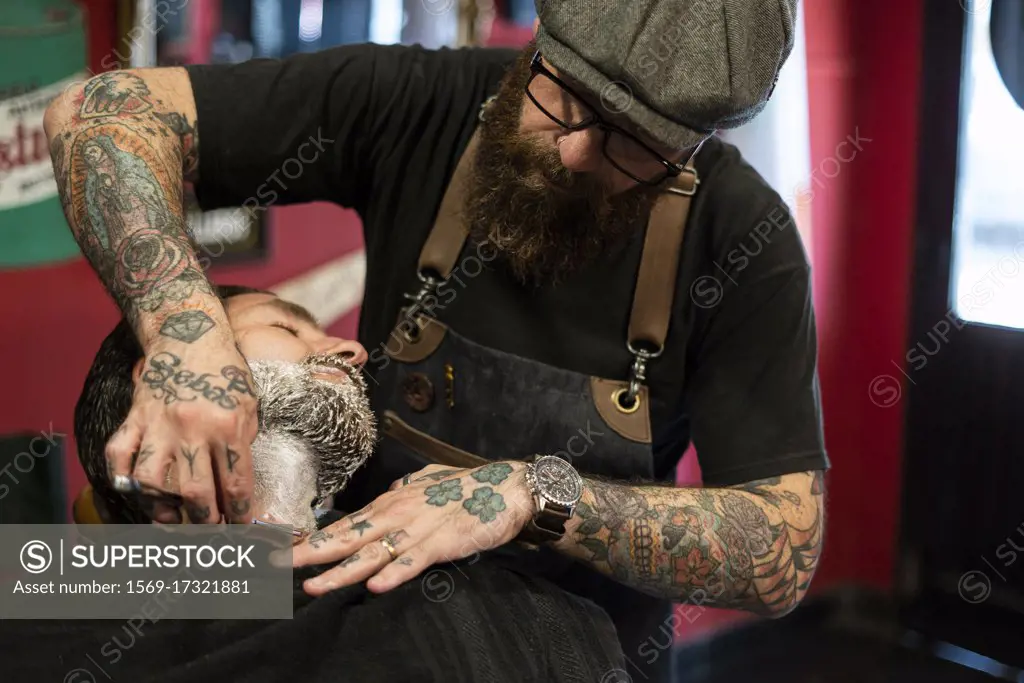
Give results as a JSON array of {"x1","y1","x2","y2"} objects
[{"x1": 131, "y1": 358, "x2": 145, "y2": 384}]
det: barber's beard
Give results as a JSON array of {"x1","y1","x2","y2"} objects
[
  {"x1": 464, "y1": 45, "x2": 662, "y2": 286},
  {"x1": 247, "y1": 353, "x2": 377, "y2": 529}
]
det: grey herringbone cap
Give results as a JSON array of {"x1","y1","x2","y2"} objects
[{"x1": 534, "y1": 0, "x2": 798, "y2": 149}]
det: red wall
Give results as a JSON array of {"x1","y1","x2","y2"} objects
[{"x1": 806, "y1": 0, "x2": 921, "y2": 591}]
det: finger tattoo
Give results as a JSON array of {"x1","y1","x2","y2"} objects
[
  {"x1": 226, "y1": 446, "x2": 240, "y2": 472},
  {"x1": 180, "y1": 446, "x2": 199, "y2": 479},
  {"x1": 384, "y1": 530, "x2": 409, "y2": 547},
  {"x1": 134, "y1": 446, "x2": 156, "y2": 468},
  {"x1": 308, "y1": 529, "x2": 333, "y2": 549},
  {"x1": 229, "y1": 499, "x2": 251, "y2": 516},
  {"x1": 185, "y1": 502, "x2": 211, "y2": 522}
]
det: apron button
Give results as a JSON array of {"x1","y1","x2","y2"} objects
[{"x1": 402, "y1": 372, "x2": 435, "y2": 412}]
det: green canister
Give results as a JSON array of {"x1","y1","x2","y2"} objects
[{"x1": 0, "y1": 0, "x2": 89, "y2": 268}]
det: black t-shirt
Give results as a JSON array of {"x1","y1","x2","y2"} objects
[{"x1": 186, "y1": 43, "x2": 829, "y2": 485}]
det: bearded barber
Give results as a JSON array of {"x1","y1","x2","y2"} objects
[{"x1": 47, "y1": 0, "x2": 827, "y2": 679}]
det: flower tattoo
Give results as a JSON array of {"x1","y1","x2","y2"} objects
[
  {"x1": 463, "y1": 487, "x2": 506, "y2": 523},
  {"x1": 424, "y1": 479, "x2": 464, "y2": 507},
  {"x1": 470, "y1": 462, "x2": 514, "y2": 486}
]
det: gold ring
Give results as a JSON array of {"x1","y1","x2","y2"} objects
[{"x1": 379, "y1": 536, "x2": 398, "y2": 561}]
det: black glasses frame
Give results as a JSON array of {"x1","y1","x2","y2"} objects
[{"x1": 525, "y1": 51, "x2": 697, "y2": 186}]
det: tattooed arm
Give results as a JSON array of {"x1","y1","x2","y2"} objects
[
  {"x1": 552, "y1": 470, "x2": 825, "y2": 617},
  {"x1": 43, "y1": 69, "x2": 208, "y2": 343},
  {"x1": 44, "y1": 70, "x2": 257, "y2": 524}
]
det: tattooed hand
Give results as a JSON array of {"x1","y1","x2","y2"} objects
[
  {"x1": 105, "y1": 339, "x2": 258, "y2": 525},
  {"x1": 291, "y1": 463, "x2": 536, "y2": 596}
]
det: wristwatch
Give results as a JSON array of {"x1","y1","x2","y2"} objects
[{"x1": 517, "y1": 455, "x2": 584, "y2": 547}]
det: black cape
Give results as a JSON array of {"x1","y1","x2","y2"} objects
[{"x1": 5, "y1": 515, "x2": 625, "y2": 683}]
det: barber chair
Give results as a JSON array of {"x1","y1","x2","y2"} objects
[{"x1": 72, "y1": 484, "x2": 106, "y2": 524}]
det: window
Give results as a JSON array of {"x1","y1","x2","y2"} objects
[{"x1": 950, "y1": 0, "x2": 1024, "y2": 329}]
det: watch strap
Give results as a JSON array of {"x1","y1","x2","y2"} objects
[{"x1": 517, "y1": 503, "x2": 572, "y2": 546}]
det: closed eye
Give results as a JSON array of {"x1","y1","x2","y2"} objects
[{"x1": 270, "y1": 322, "x2": 301, "y2": 337}]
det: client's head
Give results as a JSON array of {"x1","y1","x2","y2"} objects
[{"x1": 75, "y1": 285, "x2": 377, "y2": 532}]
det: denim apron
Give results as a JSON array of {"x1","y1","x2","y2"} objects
[{"x1": 340, "y1": 128, "x2": 699, "y2": 682}]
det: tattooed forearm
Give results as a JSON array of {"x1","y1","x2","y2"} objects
[
  {"x1": 44, "y1": 68, "x2": 216, "y2": 344},
  {"x1": 556, "y1": 470, "x2": 825, "y2": 616}
]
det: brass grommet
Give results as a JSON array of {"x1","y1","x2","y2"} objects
[
  {"x1": 399, "y1": 322, "x2": 421, "y2": 344},
  {"x1": 612, "y1": 388, "x2": 641, "y2": 414}
]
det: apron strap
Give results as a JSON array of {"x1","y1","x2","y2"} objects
[
  {"x1": 417, "y1": 130, "x2": 482, "y2": 279},
  {"x1": 627, "y1": 157, "x2": 699, "y2": 354},
  {"x1": 617, "y1": 155, "x2": 700, "y2": 409}
]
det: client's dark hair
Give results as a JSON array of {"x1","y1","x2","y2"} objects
[{"x1": 75, "y1": 285, "x2": 271, "y2": 523}]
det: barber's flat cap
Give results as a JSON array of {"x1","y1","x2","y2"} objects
[{"x1": 535, "y1": 0, "x2": 798, "y2": 149}]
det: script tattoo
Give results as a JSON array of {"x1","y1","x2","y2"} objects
[
  {"x1": 48, "y1": 71, "x2": 212, "y2": 336},
  {"x1": 140, "y1": 351, "x2": 255, "y2": 409},
  {"x1": 568, "y1": 471, "x2": 824, "y2": 616},
  {"x1": 159, "y1": 310, "x2": 216, "y2": 343},
  {"x1": 79, "y1": 73, "x2": 154, "y2": 119}
]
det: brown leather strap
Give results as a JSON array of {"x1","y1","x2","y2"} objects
[
  {"x1": 627, "y1": 160, "x2": 699, "y2": 352},
  {"x1": 381, "y1": 410, "x2": 488, "y2": 469},
  {"x1": 417, "y1": 130, "x2": 481, "y2": 278}
]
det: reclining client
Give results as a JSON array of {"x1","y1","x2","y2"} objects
[{"x1": 5, "y1": 285, "x2": 626, "y2": 683}]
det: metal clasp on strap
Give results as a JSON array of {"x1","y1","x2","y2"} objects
[
  {"x1": 665, "y1": 166, "x2": 699, "y2": 197},
  {"x1": 664, "y1": 138, "x2": 704, "y2": 197},
  {"x1": 398, "y1": 270, "x2": 442, "y2": 341},
  {"x1": 616, "y1": 340, "x2": 662, "y2": 412}
]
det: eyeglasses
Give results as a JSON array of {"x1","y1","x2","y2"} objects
[{"x1": 525, "y1": 51, "x2": 700, "y2": 186}]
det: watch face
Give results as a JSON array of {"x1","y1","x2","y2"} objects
[{"x1": 534, "y1": 456, "x2": 583, "y2": 506}]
